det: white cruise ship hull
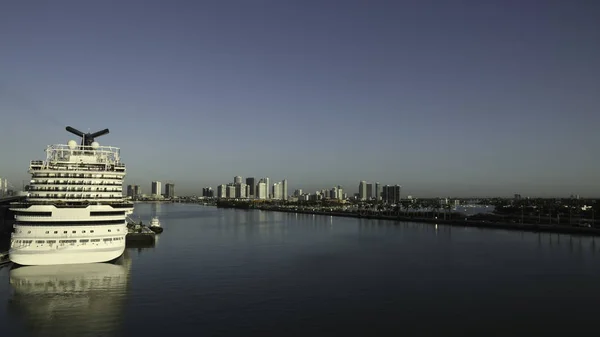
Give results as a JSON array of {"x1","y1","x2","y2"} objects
[{"x1": 10, "y1": 241, "x2": 125, "y2": 266}]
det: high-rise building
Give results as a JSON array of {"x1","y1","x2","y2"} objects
[
  {"x1": 245, "y1": 184, "x2": 250, "y2": 198},
  {"x1": 272, "y1": 182, "x2": 282, "y2": 200},
  {"x1": 294, "y1": 189, "x2": 303, "y2": 197},
  {"x1": 382, "y1": 185, "x2": 401, "y2": 204},
  {"x1": 235, "y1": 183, "x2": 247, "y2": 198},
  {"x1": 151, "y1": 181, "x2": 162, "y2": 197},
  {"x1": 265, "y1": 177, "x2": 270, "y2": 199},
  {"x1": 133, "y1": 185, "x2": 140, "y2": 198},
  {"x1": 217, "y1": 185, "x2": 226, "y2": 199},
  {"x1": 337, "y1": 186, "x2": 344, "y2": 200},
  {"x1": 282, "y1": 179, "x2": 288, "y2": 201},
  {"x1": 126, "y1": 185, "x2": 134, "y2": 197},
  {"x1": 359, "y1": 181, "x2": 367, "y2": 201},
  {"x1": 202, "y1": 187, "x2": 214, "y2": 198},
  {"x1": 330, "y1": 187, "x2": 337, "y2": 200},
  {"x1": 366, "y1": 183, "x2": 373, "y2": 200},
  {"x1": 256, "y1": 182, "x2": 267, "y2": 199},
  {"x1": 375, "y1": 182, "x2": 381, "y2": 201},
  {"x1": 165, "y1": 183, "x2": 175, "y2": 198},
  {"x1": 226, "y1": 185, "x2": 236, "y2": 199},
  {"x1": 234, "y1": 176, "x2": 242, "y2": 184},
  {"x1": 246, "y1": 177, "x2": 255, "y2": 197}
]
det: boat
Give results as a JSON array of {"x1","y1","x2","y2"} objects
[
  {"x1": 148, "y1": 216, "x2": 163, "y2": 233},
  {"x1": 8, "y1": 126, "x2": 134, "y2": 265}
]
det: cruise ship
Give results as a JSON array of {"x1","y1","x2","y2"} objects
[{"x1": 9, "y1": 126, "x2": 134, "y2": 265}]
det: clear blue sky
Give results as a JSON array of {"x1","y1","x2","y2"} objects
[{"x1": 1, "y1": 0, "x2": 599, "y2": 197}]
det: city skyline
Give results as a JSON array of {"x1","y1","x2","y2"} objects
[{"x1": 1, "y1": 1, "x2": 599, "y2": 197}]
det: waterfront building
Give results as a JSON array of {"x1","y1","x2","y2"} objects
[
  {"x1": 366, "y1": 183, "x2": 373, "y2": 200},
  {"x1": 256, "y1": 182, "x2": 267, "y2": 199},
  {"x1": 375, "y1": 182, "x2": 381, "y2": 201},
  {"x1": 246, "y1": 177, "x2": 255, "y2": 197},
  {"x1": 226, "y1": 185, "x2": 236, "y2": 199},
  {"x1": 382, "y1": 185, "x2": 401, "y2": 204},
  {"x1": 126, "y1": 185, "x2": 134, "y2": 197},
  {"x1": 337, "y1": 186, "x2": 344, "y2": 200},
  {"x1": 265, "y1": 177, "x2": 270, "y2": 199},
  {"x1": 151, "y1": 181, "x2": 162, "y2": 198},
  {"x1": 234, "y1": 176, "x2": 242, "y2": 184},
  {"x1": 235, "y1": 183, "x2": 248, "y2": 198},
  {"x1": 359, "y1": 181, "x2": 367, "y2": 201},
  {"x1": 217, "y1": 185, "x2": 226, "y2": 199},
  {"x1": 272, "y1": 182, "x2": 283, "y2": 200},
  {"x1": 282, "y1": 179, "x2": 288, "y2": 201},
  {"x1": 165, "y1": 183, "x2": 175, "y2": 198},
  {"x1": 202, "y1": 187, "x2": 214, "y2": 198}
]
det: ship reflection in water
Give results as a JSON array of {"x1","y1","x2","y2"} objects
[{"x1": 8, "y1": 251, "x2": 131, "y2": 337}]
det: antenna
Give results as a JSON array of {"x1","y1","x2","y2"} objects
[{"x1": 66, "y1": 126, "x2": 109, "y2": 146}]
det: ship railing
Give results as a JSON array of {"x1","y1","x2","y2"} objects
[{"x1": 45, "y1": 144, "x2": 122, "y2": 164}]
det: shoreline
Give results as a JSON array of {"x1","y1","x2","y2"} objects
[{"x1": 218, "y1": 204, "x2": 600, "y2": 237}]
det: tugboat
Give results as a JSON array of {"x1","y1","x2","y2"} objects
[{"x1": 148, "y1": 216, "x2": 163, "y2": 233}]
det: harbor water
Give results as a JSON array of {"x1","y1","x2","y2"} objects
[{"x1": 1, "y1": 202, "x2": 600, "y2": 336}]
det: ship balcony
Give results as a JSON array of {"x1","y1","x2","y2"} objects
[{"x1": 29, "y1": 160, "x2": 44, "y2": 170}]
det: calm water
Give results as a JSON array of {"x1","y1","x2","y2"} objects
[{"x1": 1, "y1": 203, "x2": 600, "y2": 336}]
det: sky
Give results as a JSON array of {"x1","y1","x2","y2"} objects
[{"x1": 1, "y1": 0, "x2": 599, "y2": 197}]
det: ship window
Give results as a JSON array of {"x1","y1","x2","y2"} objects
[
  {"x1": 45, "y1": 231, "x2": 49, "y2": 234},
  {"x1": 91, "y1": 230, "x2": 94, "y2": 233},
  {"x1": 54, "y1": 231, "x2": 58, "y2": 234},
  {"x1": 35, "y1": 240, "x2": 45, "y2": 244},
  {"x1": 47, "y1": 240, "x2": 56, "y2": 243},
  {"x1": 108, "y1": 229, "x2": 111, "y2": 232},
  {"x1": 27, "y1": 231, "x2": 31, "y2": 234},
  {"x1": 82, "y1": 230, "x2": 86, "y2": 233},
  {"x1": 63, "y1": 231, "x2": 67, "y2": 234},
  {"x1": 72, "y1": 230, "x2": 76, "y2": 233},
  {"x1": 103, "y1": 238, "x2": 112, "y2": 241},
  {"x1": 91, "y1": 239, "x2": 100, "y2": 242},
  {"x1": 80, "y1": 239, "x2": 89, "y2": 243}
]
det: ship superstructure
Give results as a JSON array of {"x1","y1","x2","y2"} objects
[{"x1": 9, "y1": 126, "x2": 134, "y2": 265}]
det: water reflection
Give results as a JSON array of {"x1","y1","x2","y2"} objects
[
  {"x1": 150, "y1": 202, "x2": 162, "y2": 217},
  {"x1": 8, "y1": 251, "x2": 131, "y2": 337}
]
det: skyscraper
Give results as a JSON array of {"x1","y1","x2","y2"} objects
[
  {"x1": 359, "y1": 181, "x2": 367, "y2": 201},
  {"x1": 126, "y1": 185, "x2": 133, "y2": 197},
  {"x1": 217, "y1": 185, "x2": 226, "y2": 199},
  {"x1": 366, "y1": 183, "x2": 373, "y2": 200},
  {"x1": 272, "y1": 182, "x2": 282, "y2": 199},
  {"x1": 246, "y1": 177, "x2": 255, "y2": 197},
  {"x1": 226, "y1": 185, "x2": 236, "y2": 199},
  {"x1": 382, "y1": 185, "x2": 401, "y2": 204},
  {"x1": 375, "y1": 182, "x2": 381, "y2": 201},
  {"x1": 151, "y1": 181, "x2": 162, "y2": 197},
  {"x1": 265, "y1": 177, "x2": 270, "y2": 199},
  {"x1": 256, "y1": 181, "x2": 267, "y2": 199},
  {"x1": 165, "y1": 183, "x2": 175, "y2": 198},
  {"x1": 234, "y1": 176, "x2": 242, "y2": 184},
  {"x1": 282, "y1": 179, "x2": 288, "y2": 201},
  {"x1": 235, "y1": 183, "x2": 247, "y2": 198}
]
